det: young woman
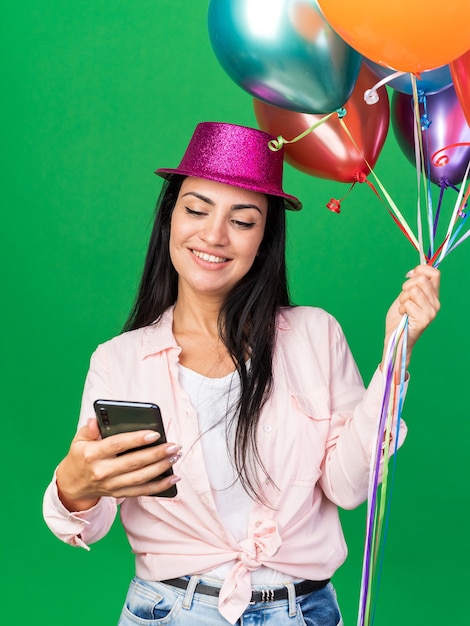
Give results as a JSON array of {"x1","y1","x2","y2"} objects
[{"x1": 43, "y1": 122, "x2": 440, "y2": 625}]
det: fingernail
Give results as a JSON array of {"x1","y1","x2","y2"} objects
[
  {"x1": 168, "y1": 451, "x2": 183, "y2": 464},
  {"x1": 166, "y1": 444, "x2": 182, "y2": 455},
  {"x1": 144, "y1": 431, "x2": 161, "y2": 443},
  {"x1": 169, "y1": 475, "x2": 181, "y2": 485},
  {"x1": 405, "y1": 269, "x2": 415, "y2": 278}
]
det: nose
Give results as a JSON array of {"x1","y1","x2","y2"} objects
[{"x1": 200, "y1": 215, "x2": 229, "y2": 246}]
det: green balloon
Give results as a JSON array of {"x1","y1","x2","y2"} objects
[{"x1": 208, "y1": 0, "x2": 362, "y2": 114}]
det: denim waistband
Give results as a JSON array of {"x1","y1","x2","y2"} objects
[{"x1": 160, "y1": 576, "x2": 330, "y2": 604}]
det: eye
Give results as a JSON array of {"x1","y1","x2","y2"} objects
[
  {"x1": 185, "y1": 206, "x2": 206, "y2": 217},
  {"x1": 232, "y1": 219, "x2": 255, "y2": 229}
]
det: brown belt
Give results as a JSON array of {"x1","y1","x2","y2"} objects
[{"x1": 160, "y1": 576, "x2": 330, "y2": 603}]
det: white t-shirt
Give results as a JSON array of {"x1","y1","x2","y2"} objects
[{"x1": 177, "y1": 363, "x2": 296, "y2": 584}]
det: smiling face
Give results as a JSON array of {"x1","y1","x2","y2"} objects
[{"x1": 169, "y1": 177, "x2": 268, "y2": 303}]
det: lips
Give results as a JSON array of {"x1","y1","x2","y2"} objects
[{"x1": 191, "y1": 249, "x2": 229, "y2": 263}]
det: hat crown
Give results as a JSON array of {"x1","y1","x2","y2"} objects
[
  {"x1": 156, "y1": 122, "x2": 301, "y2": 211},
  {"x1": 179, "y1": 123, "x2": 282, "y2": 192}
]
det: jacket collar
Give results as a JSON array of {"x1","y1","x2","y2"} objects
[
  {"x1": 276, "y1": 307, "x2": 291, "y2": 331},
  {"x1": 140, "y1": 307, "x2": 180, "y2": 358},
  {"x1": 139, "y1": 305, "x2": 292, "y2": 359}
]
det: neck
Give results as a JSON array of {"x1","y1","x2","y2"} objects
[
  {"x1": 173, "y1": 292, "x2": 223, "y2": 337},
  {"x1": 172, "y1": 293, "x2": 236, "y2": 378}
]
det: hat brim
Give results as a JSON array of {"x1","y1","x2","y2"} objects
[{"x1": 155, "y1": 168, "x2": 302, "y2": 211}]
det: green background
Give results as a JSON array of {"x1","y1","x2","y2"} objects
[{"x1": 3, "y1": 2, "x2": 469, "y2": 624}]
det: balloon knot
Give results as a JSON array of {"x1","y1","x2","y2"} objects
[
  {"x1": 336, "y1": 107, "x2": 347, "y2": 118},
  {"x1": 364, "y1": 89, "x2": 379, "y2": 105},
  {"x1": 417, "y1": 88, "x2": 426, "y2": 103},
  {"x1": 326, "y1": 198, "x2": 341, "y2": 213},
  {"x1": 438, "y1": 177, "x2": 450, "y2": 188},
  {"x1": 354, "y1": 171, "x2": 367, "y2": 183},
  {"x1": 268, "y1": 136, "x2": 284, "y2": 152},
  {"x1": 420, "y1": 114, "x2": 432, "y2": 130}
]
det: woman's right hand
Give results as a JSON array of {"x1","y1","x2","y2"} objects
[{"x1": 56, "y1": 418, "x2": 181, "y2": 512}]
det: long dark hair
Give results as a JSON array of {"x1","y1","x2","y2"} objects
[{"x1": 124, "y1": 175, "x2": 291, "y2": 500}]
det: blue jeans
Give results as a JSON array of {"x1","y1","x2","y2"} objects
[{"x1": 118, "y1": 576, "x2": 343, "y2": 625}]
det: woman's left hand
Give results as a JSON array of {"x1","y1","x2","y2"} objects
[{"x1": 383, "y1": 264, "x2": 441, "y2": 368}]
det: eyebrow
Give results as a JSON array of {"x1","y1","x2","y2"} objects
[{"x1": 181, "y1": 191, "x2": 263, "y2": 214}]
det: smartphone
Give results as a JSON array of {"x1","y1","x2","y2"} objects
[{"x1": 93, "y1": 399, "x2": 177, "y2": 497}]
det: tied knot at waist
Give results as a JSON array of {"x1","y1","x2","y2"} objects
[
  {"x1": 238, "y1": 518, "x2": 282, "y2": 570},
  {"x1": 218, "y1": 519, "x2": 283, "y2": 622}
]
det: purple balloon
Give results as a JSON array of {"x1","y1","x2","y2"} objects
[{"x1": 391, "y1": 85, "x2": 470, "y2": 186}]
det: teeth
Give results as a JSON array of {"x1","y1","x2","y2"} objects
[{"x1": 192, "y1": 250, "x2": 227, "y2": 263}]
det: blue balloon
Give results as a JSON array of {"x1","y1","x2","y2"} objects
[
  {"x1": 208, "y1": 0, "x2": 362, "y2": 114},
  {"x1": 364, "y1": 59, "x2": 452, "y2": 96}
]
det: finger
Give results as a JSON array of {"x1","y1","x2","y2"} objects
[
  {"x1": 74, "y1": 419, "x2": 101, "y2": 443},
  {"x1": 75, "y1": 429, "x2": 163, "y2": 467},
  {"x1": 103, "y1": 441, "x2": 181, "y2": 480},
  {"x1": 398, "y1": 297, "x2": 433, "y2": 324},
  {"x1": 111, "y1": 473, "x2": 181, "y2": 499},
  {"x1": 100, "y1": 429, "x2": 162, "y2": 457},
  {"x1": 401, "y1": 272, "x2": 441, "y2": 311},
  {"x1": 398, "y1": 287, "x2": 431, "y2": 315},
  {"x1": 102, "y1": 450, "x2": 182, "y2": 494},
  {"x1": 399, "y1": 283, "x2": 437, "y2": 311},
  {"x1": 403, "y1": 267, "x2": 440, "y2": 293},
  {"x1": 405, "y1": 265, "x2": 441, "y2": 294},
  {"x1": 87, "y1": 417, "x2": 101, "y2": 439},
  {"x1": 398, "y1": 288, "x2": 439, "y2": 326}
]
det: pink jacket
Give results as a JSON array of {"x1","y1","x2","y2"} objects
[{"x1": 43, "y1": 306, "x2": 406, "y2": 623}]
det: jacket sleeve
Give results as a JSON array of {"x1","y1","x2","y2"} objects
[
  {"x1": 42, "y1": 344, "x2": 120, "y2": 548},
  {"x1": 318, "y1": 317, "x2": 408, "y2": 509}
]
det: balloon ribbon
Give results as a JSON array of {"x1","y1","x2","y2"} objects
[
  {"x1": 334, "y1": 78, "x2": 470, "y2": 626},
  {"x1": 264, "y1": 99, "x2": 468, "y2": 626},
  {"x1": 358, "y1": 314, "x2": 408, "y2": 626}
]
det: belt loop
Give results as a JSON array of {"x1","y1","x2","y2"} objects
[
  {"x1": 182, "y1": 576, "x2": 200, "y2": 610},
  {"x1": 285, "y1": 581, "x2": 297, "y2": 617}
]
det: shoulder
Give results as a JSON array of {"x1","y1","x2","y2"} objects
[
  {"x1": 276, "y1": 305, "x2": 347, "y2": 350},
  {"x1": 94, "y1": 325, "x2": 147, "y2": 354},
  {"x1": 92, "y1": 309, "x2": 176, "y2": 361},
  {"x1": 277, "y1": 305, "x2": 340, "y2": 332}
]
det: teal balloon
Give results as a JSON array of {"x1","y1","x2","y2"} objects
[{"x1": 208, "y1": 0, "x2": 362, "y2": 114}]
